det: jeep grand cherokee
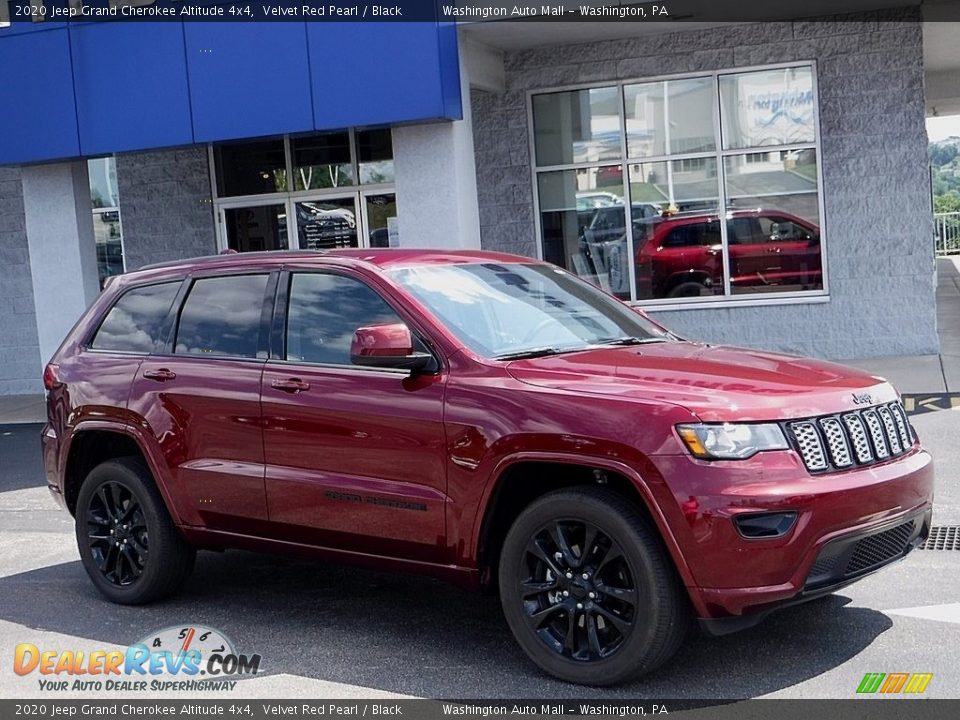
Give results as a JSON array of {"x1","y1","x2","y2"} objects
[{"x1": 42, "y1": 249, "x2": 933, "y2": 686}]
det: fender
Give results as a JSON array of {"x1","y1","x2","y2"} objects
[
  {"x1": 472, "y1": 450, "x2": 702, "y2": 612},
  {"x1": 61, "y1": 418, "x2": 185, "y2": 527}
]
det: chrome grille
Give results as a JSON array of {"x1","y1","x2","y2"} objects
[
  {"x1": 819, "y1": 417, "x2": 852, "y2": 467},
  {"x1": 862, "y1": 409, "x2": 889, "y2": 459},
  {"x1": 876, "y1": 406, "x2": 902, "y2": 455},
  {"x1": 789, "y1": 422, "x2": 828, "y2": 471},
  {"x1": 788, "y1": 401, "x2": 914, "y2": 473},
  {"x1": 842, "y1": 414, "x2": 873, "y2": 463}
]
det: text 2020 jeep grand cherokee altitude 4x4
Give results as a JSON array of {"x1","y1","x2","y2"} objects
[{"x1": 42, "y1": 249, "x2": 933, "y2": 686}]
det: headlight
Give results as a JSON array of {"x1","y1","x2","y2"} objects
[{"x1": 677, "y1": 423, "x2": 789, "y2": 460}]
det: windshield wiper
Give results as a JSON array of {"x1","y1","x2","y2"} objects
[
  {"x1": 493, "y1": 347, "x2": 565, "y2": 361},
  {"x1": 595, "y1": 336, "x2": 670, "y2": 346}
]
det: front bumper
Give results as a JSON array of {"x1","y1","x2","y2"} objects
[
  {"x1": 648, "y1": 445, "x2": 934, "y2": 622},
  {"x1": 698, "y1": 505, "x2": 931, "y2": 635}
]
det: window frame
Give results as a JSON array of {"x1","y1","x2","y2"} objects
[
  {"x1": 526, "y1": 60, "x2": 829, "y2": 311},
  {"x1": 269, "y1": 268, "x2": 442, "y2": 375}
]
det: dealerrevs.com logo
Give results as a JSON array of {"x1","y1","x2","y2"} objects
[
  {"x1": 13, "y1": 625, "x2": 261, "y2": 693},
  {"x1": 856, "y1": 672, "x2": 933, "y2": 695}
]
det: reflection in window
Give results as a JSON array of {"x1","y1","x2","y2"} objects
[
  {"x1": 625, "y1": 77, "x2": 715, "y2": 158},
  {"x1": 719, "y1": 66, "x2": 815, "y2": 150},
  {"x1": 532, "y1": 87, "x2": 621, "y2": 166},
  {"x1": 366, "y1": 194, "x2": 397, "y2": 248},
  {"x1": 175, "y1": 275, "x2": 268, "y2": 358},
  {"x1": 532, "y1": 64, "x2": 823, "y2": 304},
  {"x1": 286, "y1": 273, "x2": 402, "y2": 365},
  {"x1": 91, "y1": 282, "x2": 180, "y2": 353},
  {"x1": 357, "y1": 128, "x2": 395, "y2": 184},
  {"x1": 292, "y1": 132, "x2": 353, "y2": 190},
  {"x1": 224, "y1": 205, "x2": 288, "y2": 252},
  {"x1": 88, "y1": 157, "x2": 125, "y2": 286}
]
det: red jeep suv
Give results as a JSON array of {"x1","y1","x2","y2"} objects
[{"x1": 42, "y1": 249, "x2": 932, "y2": 686}]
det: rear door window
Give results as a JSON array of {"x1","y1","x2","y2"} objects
[
  {"x1": 90, "y1": 282, "x2": 181, "y2": 353},
  {"x1": 662, "y1": 221, "x2": 720, "y2": 248},
  {"x1": 175, "y1": 274, "x2": 270, "y2": 358}
]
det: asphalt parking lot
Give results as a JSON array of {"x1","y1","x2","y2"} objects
[{"x1": 1, "y1": 409, "x2": 958, "y2": 700}]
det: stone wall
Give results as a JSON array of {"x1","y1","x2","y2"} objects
[
  {"x1": 116, "y1": 146, "x2": 216, "y2": 270},
  {"x1": 471, "y1": 9, "x2": 937, "y2": 359},
  {"x1": 0, "y1": 166, "x2": 42, "y2": 394}
]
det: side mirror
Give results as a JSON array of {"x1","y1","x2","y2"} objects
[{"x1": 350, "y1": 323, "x2": 436, "y2": 373}]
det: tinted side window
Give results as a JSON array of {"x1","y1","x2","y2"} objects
[
  {"x1": 727, "y1": 217, "x2": 760, "y2": 244},
  {"x1": 175, "y1": 275, "x2": 269, "y2": 358},
  {"x1": 662, "y1": 221, "x2": 719, "y2": 248},
  {"x1": 91, "y1": 282, "x2": 180, "y2": 353},
  {"x1": 286, "y1": 273, "x2": 404, "y2": 365}
]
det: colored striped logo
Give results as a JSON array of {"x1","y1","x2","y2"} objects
[{"x1": 857, "y1": 672, "x2": 933, "y2": 694}]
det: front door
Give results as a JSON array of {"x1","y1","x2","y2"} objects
[
  {"x1": 221, "y1": 203, "x2": 289, "y2": 252},
  {"x1": 260, "y1": 270, "x2": 448, "y2": 561}
]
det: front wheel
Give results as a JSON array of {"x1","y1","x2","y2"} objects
[
  {"x1": 75, "y1": 457, "x2": 195, "y2": 604},
  {"x1": 498, "y1": 487, "x2": 688, "y2": 685}
]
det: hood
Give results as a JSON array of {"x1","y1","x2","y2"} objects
[{"x1": 506, "y1": 342, "x2": 896, "y2": 422}]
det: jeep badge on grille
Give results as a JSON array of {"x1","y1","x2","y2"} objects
[{"x1": 852, "y1": 392, "x2": 873, "y2": 405}]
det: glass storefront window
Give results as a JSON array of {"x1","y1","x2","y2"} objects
[
  {"x1": 365, "y1": 193, "x2": 397, "y2": 247},
  {"x1": 357, "y1": 128, "x2": 395, "y2": 184},
  {"x1": 532, "y1": 87, "x2": 621, "y2": 167},
  {"x1": 88, "y1": 157, "x2": 124, "y2": 286},
  {"x1": 296, "y1": 198, "x2": 357, "y2": 250},
  {"x1": 292, "y1": 132, "x2": 354, "y2": 190},
  {"x1": 719, "y1": 66, "x2": 815, "y2": 150},
  {"x1": 532, "y1": 64, "x2": 824, "y2": 305},
  {"x1": 89, "y1": 157, "x2": 119, "y2": 209},
  {"x1": 624, "y1": 77, "x2": 715, "y2": 158},
  {"x1": 213, "y1": 128, "x2": 395, "y2": 253},
  {"x1": 223, "y1": 205, "x2": 288, "y2": 252},
  {"x1": 214, "y1": 138, "x2": 287, "y2": 197}
]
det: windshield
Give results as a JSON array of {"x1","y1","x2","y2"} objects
[{"x1": 388, "y1": 263, "x2": 673, "y2": 360}]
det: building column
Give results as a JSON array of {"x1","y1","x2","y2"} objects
[
  {"x1": 21, "y1": 161, "x2": 100, "y2": 369},
  {"x1": 391, "y1": 36, "x2": 500, "y2": 250}
]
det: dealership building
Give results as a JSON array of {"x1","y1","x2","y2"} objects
[{"x1": 0, "y1": 2, "x2": 957, "y2": 395}]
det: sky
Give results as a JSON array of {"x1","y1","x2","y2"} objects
[{"x1": 927, "y1": 115, "x2": 960, "y2": 142}]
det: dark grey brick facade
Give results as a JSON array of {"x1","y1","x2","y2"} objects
[
  {"x1": 471, "y1": 10, "x2": 937, "y2": 359},
  {"x1": 116, "y1": 147, "x2": 216, "y2": 270},
  {"x1": 0, "y1": 166, "x2": 41, "y2": 394}
]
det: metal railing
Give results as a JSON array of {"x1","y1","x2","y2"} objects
[{"x1": 935, "y1": 212, "x2": 960, "y2": 256}]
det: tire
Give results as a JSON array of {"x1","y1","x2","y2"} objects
[
  {"x1": 499, "y1": 487, "x2": 688, "y2": 686},
  {"x1": 75, "y1": 456, "x2": 195, "y2": 604},
  {"x1": 667, "y1": 281, "x2": 708, "y2": 298}
]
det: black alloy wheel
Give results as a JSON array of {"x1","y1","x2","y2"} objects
[
  {"x1": 85, "y1": 480, "x2": 149, "y2": 586},
  {"x1": 75, "y1": 457, "x2": 195, "y2": 604},
  {"x1": 499, "y1": 487, "x2": 688, "y2": 685},
  {"x1": 520, "y1": 519, "x2": 637, "y2": 661}
]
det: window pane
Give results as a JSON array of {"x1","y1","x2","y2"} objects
[
  {"x1": 724, "y1": 149, "x2": 822, "y2": 294},
  {"x1": 720, "y1": 66, "x2": 815, "y2": 150},
  {"x1": 532, "y1": 87, "x2": 621, "y2": 166},
  {"x1": 292, "y1": 132, "x2": 353, "y2": 190},
  {"x1": 88, "y1": 157, "x2": 119, "y2": 208},
  {"x1": 357, "y1": 128, "x2": 394, "y2": 184},
  {"x1": 214, "y1": 139, "x2": 287, "y2": 197},
  {"x1": 365, "y1": 193, "x2": 397, "y2": 248},
  {"x1": 93, "y1": 210, "x2": 124, "y2": 285},
  {"x1": 625, "y1": 77, "x2": 715, "y2": 158},
  {"x1": 629, "y1": 159, "x2": 724, "y2": 300},
  {"x1": 224, "y1": 204, "x2": 288, "y2": 252},
  {"x1": 296, "y1": 199, "x2": 358, "y2": 249},
  {"x1": 537, "y1": 165, "x2": 630, "y2": 300},
  {"x1": 175, "y1": 275, "x2": 268, "y2": 358},
  {"x1": 91, "y1": 282, "x2": 180, "y2": 353},
  {"x1": 286, "y1": 273, "x2": 403, "y2": 365}
]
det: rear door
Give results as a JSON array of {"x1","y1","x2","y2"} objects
[
  {"x1": 128, "y1": 272, "x2": 275, "y2": 533},
  {"x1": 260, "y1": 268, "x2": 448, "y2": 562}
]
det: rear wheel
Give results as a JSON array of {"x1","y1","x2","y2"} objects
[
  {"x1": 499, "y1": 487, "x2": 688, "y2": 685},
  {"x1": 75, "y1": 457, "x2": 195, "y2": 604}
]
